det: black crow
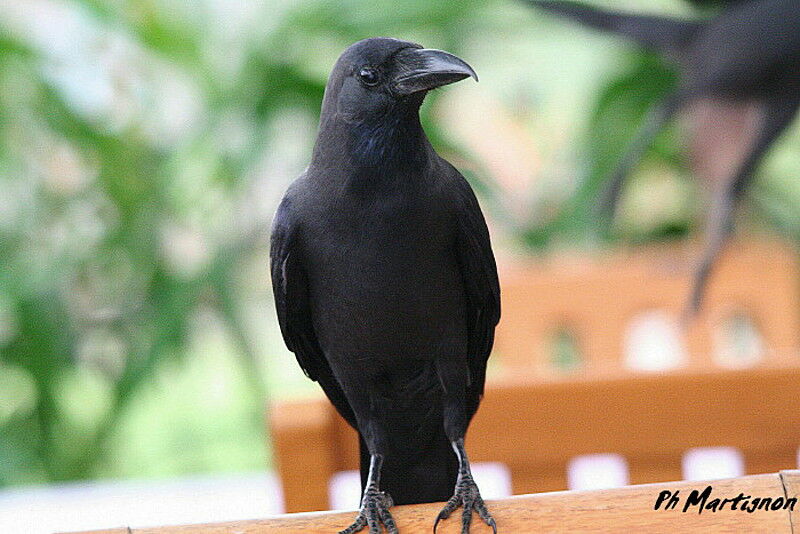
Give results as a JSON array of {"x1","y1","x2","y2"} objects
[
  {"x1": 270, "y1": 37, "x2": 500, "y2": 534},
  {"x1": 527, "y1": 0, "x2": 800, "y2": 313}
]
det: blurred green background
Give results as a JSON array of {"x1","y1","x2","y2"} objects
[{"x1": 1, "y1": 0, "x2": 799, "y2": 489}]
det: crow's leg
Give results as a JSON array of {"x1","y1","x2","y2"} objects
[
  {"x1": 329, "y1": 366, "x2": 398, "y2": 534},
  {"x1": 434, "y1": 357, "x2": 496, "y2": 534},
  {"x1": 434, "y1": 438, "x2": 497, "y2": 534},
  {"x1": 339, "y1": 453, "x2": 398, "y2": 534}
]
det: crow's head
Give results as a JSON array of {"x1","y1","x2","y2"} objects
[{"x1": 321, "y1": 37, "x2": 477, "y2": 125}]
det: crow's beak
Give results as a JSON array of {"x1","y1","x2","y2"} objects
[{"x1": 393, "y1": 48, "x2": 478, "y2": 95}]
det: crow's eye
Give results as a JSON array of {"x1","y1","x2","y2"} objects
[{"x1": 358, "y1": 67, "x2": 380, "y2": 86}]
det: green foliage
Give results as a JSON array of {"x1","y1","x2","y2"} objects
[
  {"x1": 0, "y1": 0, "x2": 500, "y2": 486},
  {"x1": 0, "y1": 0, "x2": 279, "y2": 485},
  {"x1": 518, "y1": 51, "x2": 681, "y2": 248}
]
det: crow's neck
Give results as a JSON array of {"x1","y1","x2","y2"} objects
[
  {"x1": 313, "y1": 108, "x2": 430, "y2": 189},
  {"x1": 348, "y1": 111, "x2": 427, "y2": 173}
]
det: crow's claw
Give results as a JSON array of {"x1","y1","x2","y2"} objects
[
  {"x1": 433, "y1": 475, "x2": 496, "y2": 534},
  {"x1": 339, "y1": 485, "x2": 397, "y2": 534}
]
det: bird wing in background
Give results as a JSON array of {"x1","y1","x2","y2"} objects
[
  {"x1": 688, "y1": 2, "x2": 800, "y2": 96},
  {"x1": 687, "y1": 0, "x2": 751, "y2": 8},
  {"x1": 269, "y1": 191, "x2": 357, "y2": 428},
  {"x1": 450, "y1": 167, "x2": 501, "y2": 416},
  {"x1": 526, "y1": 0, "x2": 702, "y2": 57}
]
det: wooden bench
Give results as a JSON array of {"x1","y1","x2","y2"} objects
[
  {"x1": 64, "y1": 470, "x2": 800, "y2": 533},
  {"x1": 270, "y1": 239, "x2": 800, "y2": 513}
]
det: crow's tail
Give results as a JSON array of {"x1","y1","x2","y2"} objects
[
  {"x1": 359, "y1": 418, "x2": 457, "y2": 506},
  {"x1": 526, "y1": 1, "x2": 703, "y2": 56}
]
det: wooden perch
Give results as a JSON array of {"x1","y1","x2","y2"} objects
[{"x1": 65, "y1": 469, "x2": 800, "y2": 533}]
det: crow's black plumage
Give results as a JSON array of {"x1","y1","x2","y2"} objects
[
  {"x1": 270, "y1": 37, "x2": 500, "y2": 534},
  {"x1": 527, "y1": 0, "x2": 800, "y2": 313}
]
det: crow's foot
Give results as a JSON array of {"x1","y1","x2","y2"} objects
[
  {"x1": 433, "y1": 474, "x2": 496, "y2": 534},
  {"x1": 339, "y1": 484, "x2": 397, "y2": 534}
]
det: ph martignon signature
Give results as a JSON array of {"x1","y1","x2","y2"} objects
[{"x1": 654, "y1": 486, "x2": 797, "y2": 514}]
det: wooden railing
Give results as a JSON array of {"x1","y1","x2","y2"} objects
[
  {"x1": 65, "y1": 470, "x2": 800, "y2": 533},
  {"x1": 271, "y1": 239, "x2": 800, "y2": 512}
]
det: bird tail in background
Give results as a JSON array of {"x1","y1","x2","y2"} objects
[
  {"x1": 359, "y1": 419, "x2": 458, "y2": 506},
  {"x1": 525, "y1": 0, "x2": 703, "y2": 57}
]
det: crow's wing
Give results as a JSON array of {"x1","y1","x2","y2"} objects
[
  {"x1": 270, "y1": 192, "x2": 357, "y2": 428},
  {"x1": 450, "y1": 170, "x2": 501, "y2": 417}
]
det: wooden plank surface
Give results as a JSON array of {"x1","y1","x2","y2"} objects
[
  {"x1": 780, "y1": 469, "x2": 800, "y2": 532},
  {"x1": 65, "y1": 471, "x2": 800, "y2": 533}
]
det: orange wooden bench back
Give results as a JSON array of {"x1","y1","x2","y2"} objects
[{"x1": 270, "y1": 239, "x2": 800, "y2": 513}]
